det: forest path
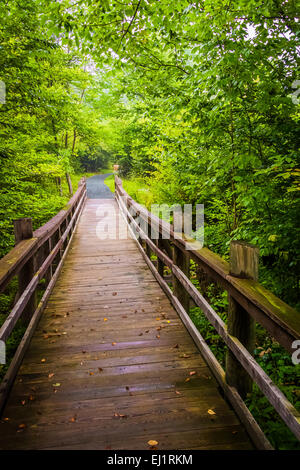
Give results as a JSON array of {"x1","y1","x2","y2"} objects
[{"x1": 86, "y1": 173, "x2": 113, "y2": 199}]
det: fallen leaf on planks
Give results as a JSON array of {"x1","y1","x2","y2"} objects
[
  {"x1": 48, "y1": 373, "x2": 54, "y2": 379},
  {"x1": 114, "y1": 412, "x2": 127, "y2": 419},
  {"x1": 103, "y1": 318, "x2": 108, "y2": 322},
  {"x1": 69, "y1": 415, "x2": 77, "y2": 423},
  {"x1": 148, "y1": 440, "x2": 158, "y2": 446},
  {"x1": 41, "y1": 358, "x2": 46, "y2": 363},
  {"x1": 207, "y1": 409, "x2": 216, "y2": 415}
]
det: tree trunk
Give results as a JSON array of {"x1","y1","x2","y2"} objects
[
  {"x1": 56, "y1": 177, "x2": 62, "y2": 196},
  {"x1": 66, "y1": 172, "x2": 73, "y2": 196}
]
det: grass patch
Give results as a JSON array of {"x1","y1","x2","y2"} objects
[
  {"x1": 104, "y1": 174, "x2": 115, "y2": 193},
  {"x1": 104, "y1": 175, "x2": 154, "y2": 209}
]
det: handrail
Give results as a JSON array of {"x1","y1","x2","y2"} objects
[
  {"x1": 0, "y1": 178, "x2": 87, "y2": 414},
  {"x1": 0, "y1": 192, "x2": 85, "y2": 342},
  {"x1": 0, "y1": 180, "x2": 86, "y2": 294},
  {"x1": 115, "y1": 176, "x2": 300, "y2": 352},
  {"x1": 115, "y1": 175, "x2": 300, "y2": 448}
]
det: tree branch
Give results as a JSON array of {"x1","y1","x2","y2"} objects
[{"x1": 118, "y1": 0, "x2": 142, "y2": 51}]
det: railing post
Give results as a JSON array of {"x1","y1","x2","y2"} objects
[
  {"x1": 156, "y1": 238, "x2": 165, "y2": 277},
  {"x1": 145, "y1": 216, "x2": 152, "y2": 259},
  {"x1": 45, "y1": 238, "x2": 52, "y2": 285},
  {"x1": 172, "y1": 243, "x2": 190, "y2": 312},
  {"x1": 226, "y1": 240, "x2": 258, "y2": 399},
  {"x1": 13, "y1": 218, "x2": 37, "y2": 323}
]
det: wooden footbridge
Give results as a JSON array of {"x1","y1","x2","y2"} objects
[{"x1": 0, "y1": 176, "x2": 299, "y2": 450}]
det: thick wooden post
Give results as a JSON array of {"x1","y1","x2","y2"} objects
[
  {"x1": 51, "y1": 229, "x2": 60, "y2": 275},
  {"x1": 226, "y1": 240, "x2": 259, "y2": 399},
  {"x1": 44, "y1": 239, "x2": 52, "y2": 286},
  {"x1": 13, "y1": 218, "x2": 37, "y2": 323},
  {"x1": 172, "y1": 243, "x2": 190, "y2": 312}
]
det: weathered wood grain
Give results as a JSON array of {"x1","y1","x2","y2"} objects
[
  {"x1": 0, "y1": 199, "x2": 253, "y2": 450},
  {"x1": 226, "y1": 241, "x2": 258, "y2": 398}
]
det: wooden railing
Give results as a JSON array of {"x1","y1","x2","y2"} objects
[
  {"x1": 0, "y1": 178, "x2": 87, "y2": 412},
  {"x1": 115, "y1": 175, "x2": 300, "y2": 450}
]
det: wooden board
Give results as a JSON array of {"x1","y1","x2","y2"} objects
[{"x1": 0, "y1": 199, "x2": 253, "y2": 450}]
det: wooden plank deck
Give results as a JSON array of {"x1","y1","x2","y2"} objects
[{"x1": 0, "y1": 199, "x2": 253, "y2": 450}]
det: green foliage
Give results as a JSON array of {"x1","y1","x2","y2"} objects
[
  {"x1": 61, "y1": 0, "x2": 299, "y2": 308},
  {"x1": 105, "y1": 175, "x2": 155, "y2": 209},
  {"x1": 188, "y1": 275, "x2": 300, "y2": 450},
  {"x1": 0, "y1": 0, "x2": 299, "y2": 450},
  {"x1": 247, "y1": 340, "x2": 300, "y2": 449}
]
